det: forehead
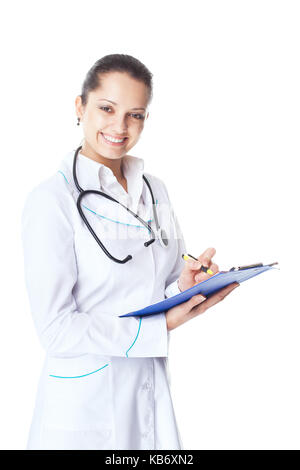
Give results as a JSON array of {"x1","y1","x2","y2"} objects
[{"x1": 89, "y1": 71, "x2": 149, "y2": 107}]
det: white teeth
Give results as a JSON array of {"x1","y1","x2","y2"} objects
[{"x1": 102, "y1": 133, "x2": 126, "y2": 143}]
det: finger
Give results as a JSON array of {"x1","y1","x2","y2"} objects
[
  {"x1": 209, "y1": 263, "x2": 219, "y2": 274},
  {"x1": 194, "y1": 271, "x2": 210, "y2": 283},
  {"x1": 197, "y1": 247, "x2": 216, "y2": 267},
  {"x1": 184, "y1": 258, "x2": 202, "y2": 272},
  {"x1": 194, "y1": 263, "x2": 219, "y2": 283},
  {"x1": 183, "y1": 251, "x2": 217, "y2": 273},
  {"x1": 193, "y1": 282, "x2": 239, "y2": 313},
  {"x1": 182, "y1": 293, "x2": 206, "y2": 313}
]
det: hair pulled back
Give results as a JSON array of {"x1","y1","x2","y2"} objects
[{"x1": 80, "y1": 54, "x2": 153, "y2": 106}]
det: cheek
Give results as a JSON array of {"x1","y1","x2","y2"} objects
[
  {"x1": 126, "y1": 126, "x2": 143, "y2": 148},
  {"x1": 86, "y1": 110, "x2": 106, "y2": 128},
  {"x1": 132, "y1": 121, "x2": 144, "y2": 136}
]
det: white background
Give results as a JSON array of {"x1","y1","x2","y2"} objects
[{"x1": 0, "y1": 0, "x2": 299, "y2": 450}]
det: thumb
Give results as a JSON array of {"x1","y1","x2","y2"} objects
[
  {"x1": 183, "y1": 259, "x2": 202, "y2": 272},
  {"x1": 183, "y1": 293, "x2": 206, "y2": 312}
]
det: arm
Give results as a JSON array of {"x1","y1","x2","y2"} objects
[
  {"x1": 21, "y1": 186, "x2": 168, "y2": 358},
  {"x1": 163, "y1": 187, "x2": 187, "y2": 298}
]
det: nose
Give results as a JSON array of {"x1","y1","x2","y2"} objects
[{"x1": 110, "y1": 114, "x2": 128, "y2": 135}]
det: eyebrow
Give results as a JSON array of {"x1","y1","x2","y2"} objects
[{"x1": 96, "y1": 98, "x2": 146, "y2": 111}]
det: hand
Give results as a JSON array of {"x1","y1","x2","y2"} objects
[
  {"x1": 166, "y1": 282, "x2": 240, "y2": 331},
  {"x1": 178, "y1": 247, "x2": 219, "y2": 292}
]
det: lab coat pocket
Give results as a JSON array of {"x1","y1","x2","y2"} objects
[{"x1": 43, "y1": 354, "x2": 112, "y2": 432}]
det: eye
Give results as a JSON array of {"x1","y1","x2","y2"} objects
[
  {"x1": 98, "y1": 107, "x2": 144, "y2": 120},
  {"x1": 99, "y1": 106, "x2": 112, "y2": 112},
  {"x1": 131, "y1": 113, "x2": 145, "y2": 120}
]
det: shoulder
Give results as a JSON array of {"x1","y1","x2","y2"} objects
[
  {"x1": 24, "y1": 170, "x2": 73, "y2": 204},
  {"x1": 21, "y1": 172, "x2": 74, "y2": 226},
  {"x1": 143, "y1": 171, "x2": 171, "y2": 202}
]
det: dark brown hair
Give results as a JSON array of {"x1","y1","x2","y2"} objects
[{"x1": 80, "y1": 54, "x2": 153, "y2": 106}]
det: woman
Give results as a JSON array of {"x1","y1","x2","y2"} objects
[{"x1": 21, "y1": 54, "x2": 239, "y2": 450}]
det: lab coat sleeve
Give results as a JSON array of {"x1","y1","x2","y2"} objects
[
  {"x1": 162, "y1": 185, "x2": 187, "y2": 299},
  {"x1": 21, "y1": 186, "x2": 168, "y2": 358}
]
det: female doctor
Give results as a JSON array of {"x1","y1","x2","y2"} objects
[{"x1": 21, "y1": 54, "x2": 239, "y2": 450}]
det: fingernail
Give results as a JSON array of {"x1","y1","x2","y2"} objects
[{"x1": 195, "y1": 294, "x2": 205, "y2": 300}]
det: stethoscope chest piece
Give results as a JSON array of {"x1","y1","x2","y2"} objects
[{"x1": 157, "y1": 227, "x2": 169, "y2": 248}]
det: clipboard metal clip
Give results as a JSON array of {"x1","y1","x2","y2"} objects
[{"x1": 229, "y1": 262, "x2": 278, "y2": 272}]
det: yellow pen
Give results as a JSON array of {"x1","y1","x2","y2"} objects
[{"x1": 182, "y1": 253, "x2": 214, "y2": 275}]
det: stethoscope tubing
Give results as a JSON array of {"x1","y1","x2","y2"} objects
[{"x1": 72, "y1": 145, "x2": 167, "y2": 263}]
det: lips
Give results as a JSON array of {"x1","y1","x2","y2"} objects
[
  {"x1": 100, "y1": 132, "x2": 128, "y2": 146},
  {"x1": 101, "y1": 132, "x2": 128, "y2": 140}
]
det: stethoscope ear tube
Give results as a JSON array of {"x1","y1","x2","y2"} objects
[
  {"x1": 73, "y1": 145, "x2": 168, "y2": 263},
  {"x1": 142, "y1": 175, "x2": 168, "y2": 249}
]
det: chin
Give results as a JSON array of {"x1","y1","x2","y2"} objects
[{"x1": 99, "y1": 146, "x2": 127, "y2": 159}]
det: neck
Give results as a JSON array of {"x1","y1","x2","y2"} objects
[{"x1": 79, "y1": 142, "x2": 125, "y2": 180}]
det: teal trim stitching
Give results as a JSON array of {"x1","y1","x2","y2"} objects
[
  {"x1": 55, "y1": 172, "x2": 158, "y2": 362},
  {"x1": 49, "y1": 363, "x2": 109, "y2": 379},
  {"x1": 57, "y1": 170, "x2": 153, "y2": 229},
  {"x1": 125, "y1": 317, "x2": 142, "y2": 357},
  {"x1": 83, "y1": 204, "x2": 152, "y2": 229},
  {"x1": 58, "y1": 170, "x2": 69, "y2": 184}
]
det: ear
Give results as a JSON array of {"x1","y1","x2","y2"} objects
[{"x1": 75, "y1": 95, "x2": 84, "y2": 119}]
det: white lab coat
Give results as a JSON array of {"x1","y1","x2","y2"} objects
[{"x1": 21, "y1": 148, "x2": 187, "y2": 450}]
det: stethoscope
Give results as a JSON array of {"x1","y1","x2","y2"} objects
[{"x1": 72, "y1": 145, "x2": 169, "y2": 264}]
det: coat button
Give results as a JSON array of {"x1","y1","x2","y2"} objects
[
  {"x1": 101, "y1": 429, "x2": 111, "y2": 439},
  {"x1": 143, "y1": 381, "x2": 152, "y2": 391},
  {"x1": 141, "y1": 429, "x2": 153, "y2": 438}
]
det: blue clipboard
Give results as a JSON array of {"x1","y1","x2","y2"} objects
[{"x1": 118, "y1": 263, "x2": 278, "y2": 318}]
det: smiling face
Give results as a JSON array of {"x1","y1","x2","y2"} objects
[{"x1": 75, "y1": 71, "x2": 150, "y2": 163}]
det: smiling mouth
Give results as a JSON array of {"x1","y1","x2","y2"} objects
[{"x1": 100, "y1": 132, "x2": 128, "y2": 145}]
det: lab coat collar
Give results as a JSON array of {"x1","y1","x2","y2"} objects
[{"x1": 60, "y1": 148, "x2": 147, "y2": 213}]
